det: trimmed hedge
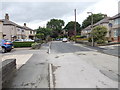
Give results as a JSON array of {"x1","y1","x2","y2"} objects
[{"x1": 13, "y1": 42, "x2": 34, "y2": 48}]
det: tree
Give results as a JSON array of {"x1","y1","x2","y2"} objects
[
  {"x1": 64, "y1": 21, "x2": 81, "y2": 35},
  {"x1": 90, "y1": 26, "x2": 107, "y2": 44},
  {"x1": 36, "y1": 27, "x2": 52, "y2": 40},
  {"x1": 35, "y1": 33, "x2": 44, "y2": 40},
  {"x1": 82, "y1": 13, "x2": 106, "y2": 29},
  {"x1": 46, "y1": 19, "x2": 65, "y2": 38}
]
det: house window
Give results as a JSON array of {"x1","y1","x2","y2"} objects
[
  {"x1": 114, "y1": 18, "x2": 120, "y2": 25},
  {"x1": 17, "y1": 29, "x2": 20, "y2": 31},
  {"x1": 30, "y1": 31, "x2": 32, "y2": 34},
  {"x1": 22, "y1": 30, "x2": 24, "y2": 32},
  {"x1": 114, "y1": 29, "x2": 118, "y2": 37}
]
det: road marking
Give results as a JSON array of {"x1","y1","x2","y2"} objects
[
  {"x1": 48, "y1": 42, "x2": 51, "y2": 54},
  {"x1": 49, "y1": 63, "x2": 54, "y2": 89}
]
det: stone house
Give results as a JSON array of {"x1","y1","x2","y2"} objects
[
  {"x1": 93, "y1": 17, "x2": 111, "y2": 40},
  {"x1": 0, "y1": 20, "x2": 3, "y2": 39},
  {"x1": 1, "y1": 14, "x2": 36, "y2": 41},
  {"x1": 23, "y1": 23, "x2": 36, "y2": 40},
  {"x1": 109, "y1": 13, "x2": 120, "y2": 42},
  {"x1": 81, "y1": 25, "x2": 91, "y2": 38},
  {"x1": 81, "y1": 17, "x2": 111, "y2": 39}
]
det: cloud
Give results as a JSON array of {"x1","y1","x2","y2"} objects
[
  {"x1": 0, "y1": 0, "x2": 119, "y2": 29},
  {"x1": 0, "y1": 2, "x2": 96, "y2": 28},
  {"x1": 1, "y1": 2, "x2": 95, "y2": 21}
]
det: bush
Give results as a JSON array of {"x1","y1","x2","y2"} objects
[
  {"x1": 70, "y1": 36, "x2": 76, "y2": 41},
  {"x1": 31, "y1": 43, "x2": 41, "y2": 49},
  {"x1": 90, "y1": 26, "x2": 107, "y2": 44},
  {"x1": 13, "y1": 42, "x2": 34, "y2": 48}
]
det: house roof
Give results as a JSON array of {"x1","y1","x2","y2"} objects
[
  {"x1": 1, "y1": 19, "x2": 33, "y2": 30},
  {"x1": 2, "y1": 19, "x2": 23, "y2": 28},
  {"x1": 93, "y1": 17, "x2": 111, "y2": 26},
  {"x1": 23, "y1": 26, "x2": 33, "y2": 31},
  {"x1": 111, "y1": 13, "x2": 120, "y2": 19},
  {"x1": 82, "y1": 25, "x2": 91, "y2": 31},
  {"x1": 82, "y1": 17, "x2": 111, "y2": 31}
]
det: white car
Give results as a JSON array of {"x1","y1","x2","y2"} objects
[
  {"x1": 24, "y1": 39, "x2": 34, "y2": 42},
  {"x1": 62, "y1": 38, "x2": 68, "y2": 42}
]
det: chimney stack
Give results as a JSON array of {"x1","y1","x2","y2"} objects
[
  {"x1": 5, "y1": 13, "x2": 9, "y2": 20},
  {"x1": 24, "y1": 23, "x2": 26, "y2": 27}
]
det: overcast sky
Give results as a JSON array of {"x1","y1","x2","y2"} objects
[{"x1": 0, "y1": 0, "x2": 119, "y2": 29}]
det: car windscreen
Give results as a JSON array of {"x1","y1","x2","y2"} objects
[{"x1": 4, "y1": 40, "x2": 12, "y2": 43}]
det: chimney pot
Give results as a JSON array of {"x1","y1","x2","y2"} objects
[
  {"x1": 24, "y1": 23, "x2": 26, "y2": 26},
  {"x1": 5, "y1": 13, "x2": 9, "y2": 20}
]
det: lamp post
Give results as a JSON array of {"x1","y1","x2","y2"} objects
[
  {"x1": 87, "y1": 12, "x2": 94, "y2": 46},
  {"x1": 74, "y1": 9, "x2": 76, "y2": 42}
]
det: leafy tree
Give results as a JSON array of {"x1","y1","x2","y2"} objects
[
  {"x1": 89, "y1": 26, "x2": 107, "y2": 44},
  {"x1": 82, "y1": 13, "x2": 106, "y2": 29},
  {"x1": 35, "y1": 33, "x2": 44, "y2": 40},
  {"x1": 64, "y1": 21, "x2": 81, "y2": 34},
  {"x1": 36, "y1": 27, "x2": 52, "y2": 40},
  {"x1": 46, "y1": 19, "x2": 65, "y2": 38}
]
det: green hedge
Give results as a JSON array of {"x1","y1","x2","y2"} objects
[{"x1": 13, "y1": 42, "x2": 34, "y2": 48}]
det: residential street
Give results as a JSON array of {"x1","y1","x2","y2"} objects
[
  {"x1": 0, "y1": 1, "x2": 119, "y2": 90},
  {"x1": 2, "y1": 41, "x2": 119, "y2": 89}
]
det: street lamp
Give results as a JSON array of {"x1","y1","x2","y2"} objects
[
  {"x1": 87, "y1": 12, "x2": 94, "y2": 46},
  {"x1": 74, "y1": 9, "x2": 77, "y2": 42}
]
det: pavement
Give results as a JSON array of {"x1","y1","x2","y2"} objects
[
  {"x1": 98, "y1": 44, "x2": 119, "y2": 57},
  {"x1": 77, "y1": 43, "x2": 120, "y2": 57},
  {"x1": 2, "y1": 45, "x2": 50, "y2": 88},
  {"x1": 2, "y1": 54, "x2": 33, "y2": 69}
]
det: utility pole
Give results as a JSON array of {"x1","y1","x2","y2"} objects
[{"x1": 74, "y1": 9, "x2": 76, "y2": 42}]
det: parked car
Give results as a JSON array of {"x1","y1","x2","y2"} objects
[
  {"x1": 14, "y1": 39, "x2": 34, "y2": 42},
  {"x1": 62, "y1": 38, "x2": 68, "y2": 42},
  {"x1": 24, "y1": 39, "x2": 34, "y2": 42},
  {"x1": 0, "y1": 39, "x2": 14, "y2": 53},
  {"x1": 14, "y1": 39, "x2": 24, "y2": 42}
]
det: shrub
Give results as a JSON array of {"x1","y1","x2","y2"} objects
[
  {"x1": 70, "y1": 36, "x2": 76, "y2": 41},
  {"x1": 90, "y1": 26, "x2": 107, "y2": 44},
  {"x1": 13, "y1": 42, "x2": 34, "y2": 48},
  {"x1": 31, "y1": 43, "x2": 41, "y2": 49}
]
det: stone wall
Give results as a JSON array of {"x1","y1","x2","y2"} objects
[{"x1": 1, "y1": 59, "x2": 16, "y2": 88}]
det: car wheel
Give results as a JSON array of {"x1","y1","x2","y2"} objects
[{"x1": 2, "y1": 47, "x2": 6, "y2": 53}]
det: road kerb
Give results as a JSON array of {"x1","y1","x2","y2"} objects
[{"x1": 49, "y1": 63, "x2": 54, "y2": 89}]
